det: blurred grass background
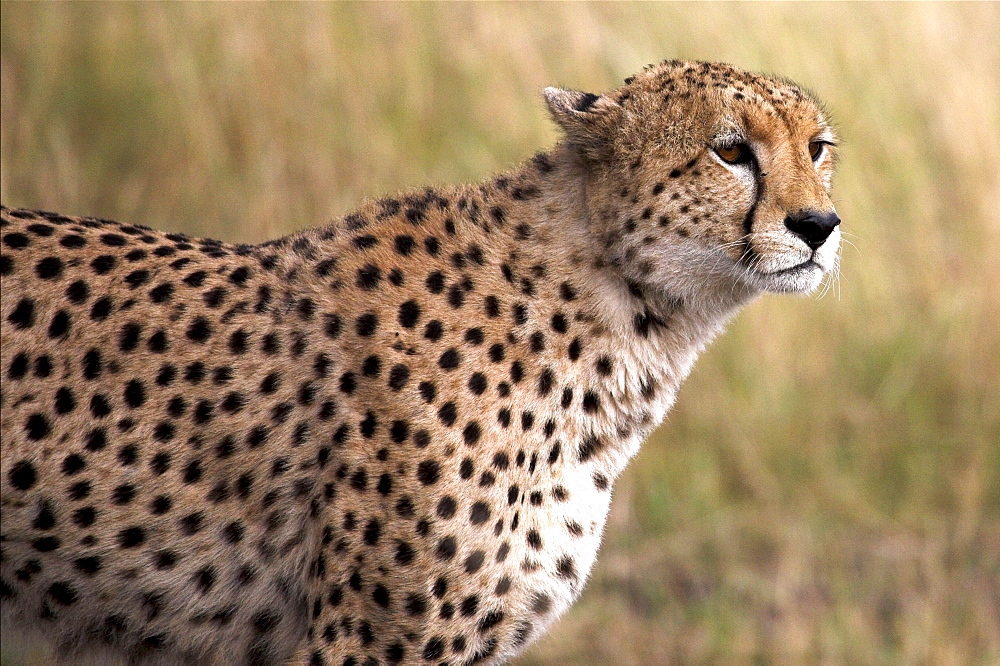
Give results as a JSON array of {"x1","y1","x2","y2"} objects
[{"x1": 2, "y1": 3, "x2": 998, "y2": 664}]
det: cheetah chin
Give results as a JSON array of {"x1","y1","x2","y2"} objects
[{"x1": 1, "y1": 59, "x2": 839, "y2": 665}]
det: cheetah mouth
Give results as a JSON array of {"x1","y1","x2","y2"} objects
[
  {"x1": 768, "y1": 259, "x2": 820, "y2": 276},
  {"x1": 748, "y1": 258, "x2": 825, "y2": 293}
]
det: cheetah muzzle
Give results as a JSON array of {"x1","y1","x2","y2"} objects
[{"x1": 1, "y1": 60, "x2": 840, "y2": 665}]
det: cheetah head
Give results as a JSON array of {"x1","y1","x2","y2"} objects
[{"x1": 545, "y1": 60, "x2": 840, "y2": 301}]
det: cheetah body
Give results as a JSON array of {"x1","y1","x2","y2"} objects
[{"x1": 1, "y1": 60, "x2": 840, "y2": 664}]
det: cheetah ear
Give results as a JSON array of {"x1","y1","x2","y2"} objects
[{"x1": 543, "y1": 87, "x2": 621, "y2": 158}]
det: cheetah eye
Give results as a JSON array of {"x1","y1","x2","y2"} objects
[
  {"x1": 808, "y1": 140, "x2": 826, "y2": 162},
  {"x1": 714, "y1": 143, "x2": 753, "y2": 165}
]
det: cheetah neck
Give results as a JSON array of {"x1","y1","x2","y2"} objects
[{"x1": 505, "y1": 148, "x2": 755, "y2": 478}]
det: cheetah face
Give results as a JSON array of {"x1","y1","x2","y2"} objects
[
  {"x1": 703, "y1": 110, "x2": 841, "y2": 295},
  {"x1": 545, "y1": 60, "x2": 840, "y2": 300}
]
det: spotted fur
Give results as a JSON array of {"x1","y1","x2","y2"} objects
[{"x1": 1, "y1": 60, "x2": 840, "y2": 665}]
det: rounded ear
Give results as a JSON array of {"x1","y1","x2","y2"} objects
[{"x1": 543, "y1": 87, "x2": 622, "y2": 158}]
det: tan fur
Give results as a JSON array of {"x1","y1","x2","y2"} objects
[{"x1": 0, "y1": 60, "x2": 840, "y2": 665}]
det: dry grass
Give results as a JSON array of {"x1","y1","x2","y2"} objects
[{"x1": 2, "y1": 3, "x2": 998, "y2": 664}]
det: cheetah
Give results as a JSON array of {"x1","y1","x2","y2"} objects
[{"x1": 1, "y1": 60, "x2": 840, "y2": 665}]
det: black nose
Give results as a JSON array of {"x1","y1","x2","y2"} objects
[{"x1": 784, "y1": 210, "x2": 841, "y2": 249}]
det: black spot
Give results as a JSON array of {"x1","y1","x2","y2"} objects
[
  {"x1": 24, "y1": 413, "x2": 51, "y2": 440},
  {"x1": 468, "y1": 372, "x2": 488, "y2": 395},
  {"x1": 61, "y1": 452, "x2": 85, "y2": 475},
  {"x1": 578, "y1": 434, "x2": 603, "y2": 462},
  {"x1": 423, "y1": 637, "x2": 446, "y2": 660},
  {"x1": 389, "y1": 420, "x2": 410, "y2": 444},
  {"x1": 537, "y1": 368, "x2": 555, "y2": 396},
  {"x1": 100, "y1": 233, "x2": 127, "y2": 247},
  {"x1": 510, "y1": 361, "x2": 524, "y2": 383},
  {"x1": 8, "y1": 298, "x2": 34, "y2": 329},
  {"x1": 464, "y1": 551, "x2": 485, "y2": 574},
  {"x1": 194, "y1": 566, "x2": 216, "y2": 593},
  {"x1": 73, "y1": 556, "x2": 101, "y2": 575},
  {"x1": 460, "y1": 595, "x2": 479, "y2": 617},
  {"x1": 435, "y1": 536, "x2": 457, "y2": 560},
  {"x1": 460, "y1": 458, "x2": 474, "y2": 479},
  {"x1": 360, "y1": 411, "x2": 378, "y2": 437},
  {"x1": 478, "y1": 609, "x2": 504, "y2": 632},
  {"x1": 361, "y1": 355, "x2": 382, "y2": 377},
  {"x1": 90, "y1": 255, "x2": 116, "y2": 274},
  {"x1": 228, "y1": 266, "x2": 251, "y2": 286},
  {"x1": 31, "y1": 500, "x2": 56, "y2": 530},
  {"x1": 119, "y1": 322, "x2": 142, "y2": 351},
  {"x1": 7, "y1": 352, "x2": 29, "y2": 379},
  {"x1": 59, "y1": 234, "x2": 86, "y2": 249},
  {"x1": 203, "y1": 287, "x2": 227, "y2": 308},
  {"x1": 438, "y1": 348, "x2": 461, "y2": 370},
  {"x1": 186, "y1": 316, "x2": 212, "y2": 342},
  {"x1": 82, "y1": 349, "x2": 103, "y2": 379},
  {"x1": 124, "y1": 380, "x2": 146, "y2": 408},
  {"x1": 385, "y1": 643, "x2": 405, "y2": 663},
  {"x1": 352, "y1": 234, "x2": 379, "y2": 250},
  {"x1": 324, "y1": 314, "x2": 342, "y2": 338},
  {"x1": 363, "y1": 519, "x2": 382, "y2": 546},
  {"x1": 582, "y1": 391, "x2": 600, "y2": 413},
  {"x1": 113, "y1": 484, "x2": 137, "y2": 505},
  {"x1": 33, "y1": 355, "x2": 52, "y2": 377},
  {"x1": 356, "y1": 264, "x2": 381, "y2": 290},
  {"x1": 372, "y1": 584, "x2": 390, "y2": 607},
  {"x1": 512, "y1": 303, "x2": 528, "y2": 326},
  {"x1": 417, "y1": 460, "x2": 440, "y2": 485},
  {"x1": 556, "y1": 555, "x2": 577, "y2": 579},
  {"x1": 398, "y1": 300, "x2": 421, "y2": 328},
  {"x1": 35, "y1": 257, "x2": 64, "y2": 280},
  {"x1": 394, "y1": 235, "x2": 415, "y2": 255},
  {"x1": 425, "y1": 271, "x2": 445, "y2": 294},
  {"x1": 417, "y1": 381, "x2": 437, "y2": 403},
  {"x1": 183, "y1": 459, "x2": 203, "y2": 484},
  {"x1": 84, "y1": 427, "x2": 107, "y2": 451},
  {"x1": 118, "y1": 527, "x2": 145, "y2": 548},
  {"x1": 118, "y1": 444, "x2": 139, "y2": 465},
  {"x1": 447, "y1": 285, "x2": 464, "y2": 308},
  {"x1": 423, "y1": 319, "x2": 444, "y2": 341},
  {"x1": 469, "y1": 502, "x2": 490, "y2": 525},
  {"x1": 437, "y1": 402, "x2": 457, "y2": 427},
  {"x1": 124, "y1": 269, "x2": 150, "y2": 289},
  {"x1": 413, "y1": 430, "x2": 431, "y2": 448},
  {"x1": 3, "y1": 232, "x2": 30, "y2": 248},
  {"x1": 424, "y1": 237, "x2": 440, "y2": 256},
  {"x1": 387, "y1": 364, "x2": 410, "y2": 391},
  {"x1": 48, "y1": 581, "x2": 78, "y2": 605},
  {"x1": 90, "y1": 296, "x2": 113, "y2": 321},
  {"x1": 463, "y1": 421, "x2": 482, "y2": 446},
  {"x1": 395, "y1": 541, "x2": 414, "y2": 565},
  {"x1": 436, "y1": 496, "x2": 457, "y2": 519},
  {"x1": 219, "y1": 391, "x2": 247, "y2": 414},
  {"x1": 355, "y1": 313, "x2": 378, "y2": 337},
  {"x1": 65, "y1": 280, "x2": 90, "y2": 304},
  {"x1": 484, "y1": 295, "x2": 500, "y2": 318}
]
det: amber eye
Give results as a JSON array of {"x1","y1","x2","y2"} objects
[
  {"x1": 715, "y1": 143, "x2": 752, "y2": 165},
  {"x1": 809, "y1": 141, "x2": 825, "y2": 161}
]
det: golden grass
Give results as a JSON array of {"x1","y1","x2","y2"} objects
[{"x1": 2, "y1": 3, "x2": 998, "y2": 663}]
